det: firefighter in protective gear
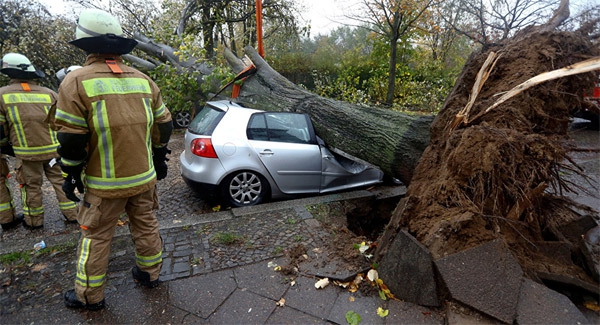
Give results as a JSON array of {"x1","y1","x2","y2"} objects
[
  {"x1": 0, "y1": 124, "x2": 23, "y2": 231},
  {"x1": 0, "y1": 53, "x2": 78, "y2": 230},
  {"x1": 55, "y1": 9, "x2": 173, "y2": 310},
  {"x1": 55, "y1": 65, "x2": 82, "y2": 83}
]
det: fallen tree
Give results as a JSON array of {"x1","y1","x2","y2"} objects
[{"x1": 220, "y1": 47, "x2": 434, "y2": 185}]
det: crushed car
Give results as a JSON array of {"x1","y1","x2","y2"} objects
[{"x1": 179, "y1": 100, "x2": 384, "y2": 207}]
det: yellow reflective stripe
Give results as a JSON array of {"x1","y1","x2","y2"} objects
[
  {"x1": 0, "y1": 115, "x2": 5, "y2": 123},
  {"x1": 25, "y1": 206, "x2": 44, "y2": 216},
  {"x1": 86, "y1": 168, "x2": 156, "y2": 190},
  {"x1": 59, "y1": 201, "x2": 77, "y2": 210},
  {"x1": 76, "y1": 273, "x2": 105, "y2": 287},
  {"x1": 55, "y1": 109, "x2": 88, "y2": 128},
  {"x1": 2, "y1": 93, "x2": 52, "y2": 104},
  {"x1": 0, "y1": 202, "x2": 13, "y2": 212},
  {"x1": 7, "y1": 106, "x2": 26, "y2": 147},
  {"x1": 154, "y1": 103, "x2": 167, "y2": 119},
  {"x1": 91, "y1": 101, "x2": 115, "y2": 178},
  {"x1": 13, "y1": 143, "x2": 59, "y2": 156},
  {"x1": 60, "y1": 157, "x2": 85, "y2": 167},
  {"x1": 76, "y1": 238, "x2": 91, "y2": 286},
  {"x1": 82, "y1": 78, "x2": 151, "y2": 97},
  {"x1": 21, "y1": 187, "x2": 43, "y2": 216},
  {"x1": 143, "y1": 98, "x2": 154, "y2": 168},
  {"x1": 136, "y1": 250, "x2": 163, "y2": 267}
]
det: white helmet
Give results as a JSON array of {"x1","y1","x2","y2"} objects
[
  {"x1": 56, "y1": 65, "x2": 82, "y2": 82},
  {"x1": 69, "y1": 9, "x2": 137, "y2": 54},
  {"x1": 0, "y1": 53, "x2": 45, "y2": 79}
]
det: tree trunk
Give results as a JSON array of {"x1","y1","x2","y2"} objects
[{"x1": 223, "y1": 46, "x2": 434, "y2": 185}]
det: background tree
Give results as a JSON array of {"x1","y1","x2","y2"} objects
[
  {"x1": 346, "y1": 0, "x2": 436, "y2": 105},
  {"x1": 449, "y1": 0, "x2": 562, "y2": 47},
  {"x1": 0, "y1": 0, "x2": 86, "y2": 90}
]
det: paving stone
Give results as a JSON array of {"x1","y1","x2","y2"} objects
[
  {"x1": 283, "y1": 275, "x2": 339, "y2": 319},
  {"x1": 435, "y1": 240, "x2": 523, "y2": 324},
  {"x1": 327, "y1": 291, "x2": 386, "y2": 325},
  {"x1": 378, "y1": 230, "x2": 440, "y2": 306},
  {"x1": 169, "y1": 269, "x2": 237, "y2": 318},
  {"x1": 386, "y1": 299, "x2": 445, "y2": 324},
  {"x1": 516, "y1": 278, "x2": 590, "y2": 325},
  {"x1": 101, "y1": 282, "x2": 169, "y2": 323},
  {"x1": 233, "y1": 257, "x2": 289, "y2": 301},
  {"x1": 208, "y1": 289, "x2": 276, "y2": 324},
  {"x1": 266, "y1": 305, "x2": 329, "y2": 324}
]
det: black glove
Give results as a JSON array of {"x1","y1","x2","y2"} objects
[
  {"x1": 59, "y1": 161, "x2": 85, "y2": 202},
  {"x1": 153, "y1": 146, "x2": 171, "y2": 180},
  {"x1": 1, "y1": 145, "x2": 15, "y2": 157}
]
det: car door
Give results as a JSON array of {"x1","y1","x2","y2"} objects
[{"x1": 247, "y1": 112, "x2": 322, "y2": 194}]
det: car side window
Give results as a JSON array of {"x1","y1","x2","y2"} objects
[
  {"x1": 247, "y1": 114, "x2": 269, "y2": 140},
  {"x1": 247, "y1": 113, "x2": 311, "y2": 144}
]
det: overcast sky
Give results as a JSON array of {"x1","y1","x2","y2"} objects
[{"x1": 39, "y1": 0, "x2": 354, "y2": 35}]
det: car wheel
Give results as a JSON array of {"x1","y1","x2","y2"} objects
[
  {"x1": 174, "y1": 111, "x2": 192, "y2": 128},
  {"x1": 220, "y1": 171, "x2": 269, "y2": 207}
]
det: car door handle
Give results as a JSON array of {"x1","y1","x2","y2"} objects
[{"x1": 260, "y1": 149, "x2": 274, "y2": 156}]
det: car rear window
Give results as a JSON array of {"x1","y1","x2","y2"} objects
[{"x1": 188, "y1": 104, "x2": 225, "y2": 135}]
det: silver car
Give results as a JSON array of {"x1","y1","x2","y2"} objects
[{"x1": 179, "y1": 100, "x2": 384, "y2": 207}]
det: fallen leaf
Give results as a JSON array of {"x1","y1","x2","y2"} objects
[
  {"x1": 349, "y1": 296, "x2": 355, "y2": 302},
  {"x1": 345, "y1": 310, "x2": 361, "y2": 325},
  {"x1": 584, "y1": 301, "x2": 600, "y2": 312},
  {"x1": 290, "y1": 280, "x2": 296, "y2": 286},
  {"x1": 367, "y1": 269, "x2": 378, "y2": 282},
  {"x1": 379, "y1": 290, "x2": 387, "y2": 301},
  {"x1": 212, "y1": 205, "x2": 221, "y2": 212},
  {"x1": 276, "y1": 298, "x2": 285, "y2": 307},
  {"x1": 377, "y1": 307, "x2": 389, "y2": 317},
  {"x1": 32, "y1": 263, "x2": 48, "y2": 272},
  {"x1": 302, "y1": 254, "x2": 308, "y2": 259},
  {"x1": 267, "y1": 261, "x2": 278, "y2": 268},
  {"x1": 314, "y1": 277, "x2": 329, "y2": 289},
  {"x1": 274, "y1": 266, "x2": 282, "y2": 271}
]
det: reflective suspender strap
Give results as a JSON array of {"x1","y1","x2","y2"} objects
[{"x1": 105, "y1": 59, "x2": 123, "y2": 74}]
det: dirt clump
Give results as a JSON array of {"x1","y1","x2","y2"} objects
[{"x1": 378, "y1": 30, "x2": 599, "y2": 289}]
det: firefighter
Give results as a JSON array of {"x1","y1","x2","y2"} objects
[
  {"x1": 0, "y1": 53, "x2": 78, "y2": 230},
  {"x1": 55, "y1": 65, "x2": 82, "y2": 83},
  {"x1": 0, "y1": 126, "x2": 22, "y2": 231},
  {"x1": 56, "y1": 9, "x2": 173, "y2": 310}
]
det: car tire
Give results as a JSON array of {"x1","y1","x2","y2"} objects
[
  {"x1": 174, "y1": 111, "x2": 192, "y2": 129},
  {"x1": 220, "y1": 171, "x2": 269, "y2": 207}
]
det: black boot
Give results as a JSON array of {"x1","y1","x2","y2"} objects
[
  {"x1": 22, "y1": 218, "x2": 43, "y2": 230},
  {"x1": 132, "y1": 266, "x2": 160, "y2": 288},
  {"x1": 64, "y1": 289, "x2": 105, "y2": 310},
  {"x1": 63, "y1": 214, "x2": 78, "y2": 224},
  {"x1": 1, "y1": 213, "x2": 23, "y2": 231}
]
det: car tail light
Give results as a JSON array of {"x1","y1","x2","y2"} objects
[{"x1": 190, "y1": 138, "x2": 218, "y2": 158}]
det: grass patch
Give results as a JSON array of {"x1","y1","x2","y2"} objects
[
  {"x1": 212, "y1": 232, "x2": 244, "y2": 245},
  {"x1": 0, "y1": 251, "x2": 31, "y2": 265}
]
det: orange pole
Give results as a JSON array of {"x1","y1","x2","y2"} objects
[{"x1": 256, "y1": 0, "x2": 264, "y2": 57}]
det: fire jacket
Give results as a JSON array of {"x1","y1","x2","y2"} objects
[
  {"x1": 54, "y1": 54, "x2": 172, "y2": 199},
  {"x1": 0, "y1": 80, "x2": 60, "y2": 161}
]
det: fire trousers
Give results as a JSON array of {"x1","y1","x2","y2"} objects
[
  {"x1": 16, "y1": 158, "x2": 78, "y2": 227},
  {"x1": 74, "y1": 187, "x2": 162, "y2": 305},
  {"x1": 0, "y1": 156, "x2": 16, "y2": 224}
]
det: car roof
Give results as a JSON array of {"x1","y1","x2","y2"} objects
[{"x1": 207, "y1": 100, "x2": 263, "y2": 114}]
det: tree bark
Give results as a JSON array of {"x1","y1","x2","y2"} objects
[{"x1": 223, "y1": 45, "x2": 434, "y2": 185}]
